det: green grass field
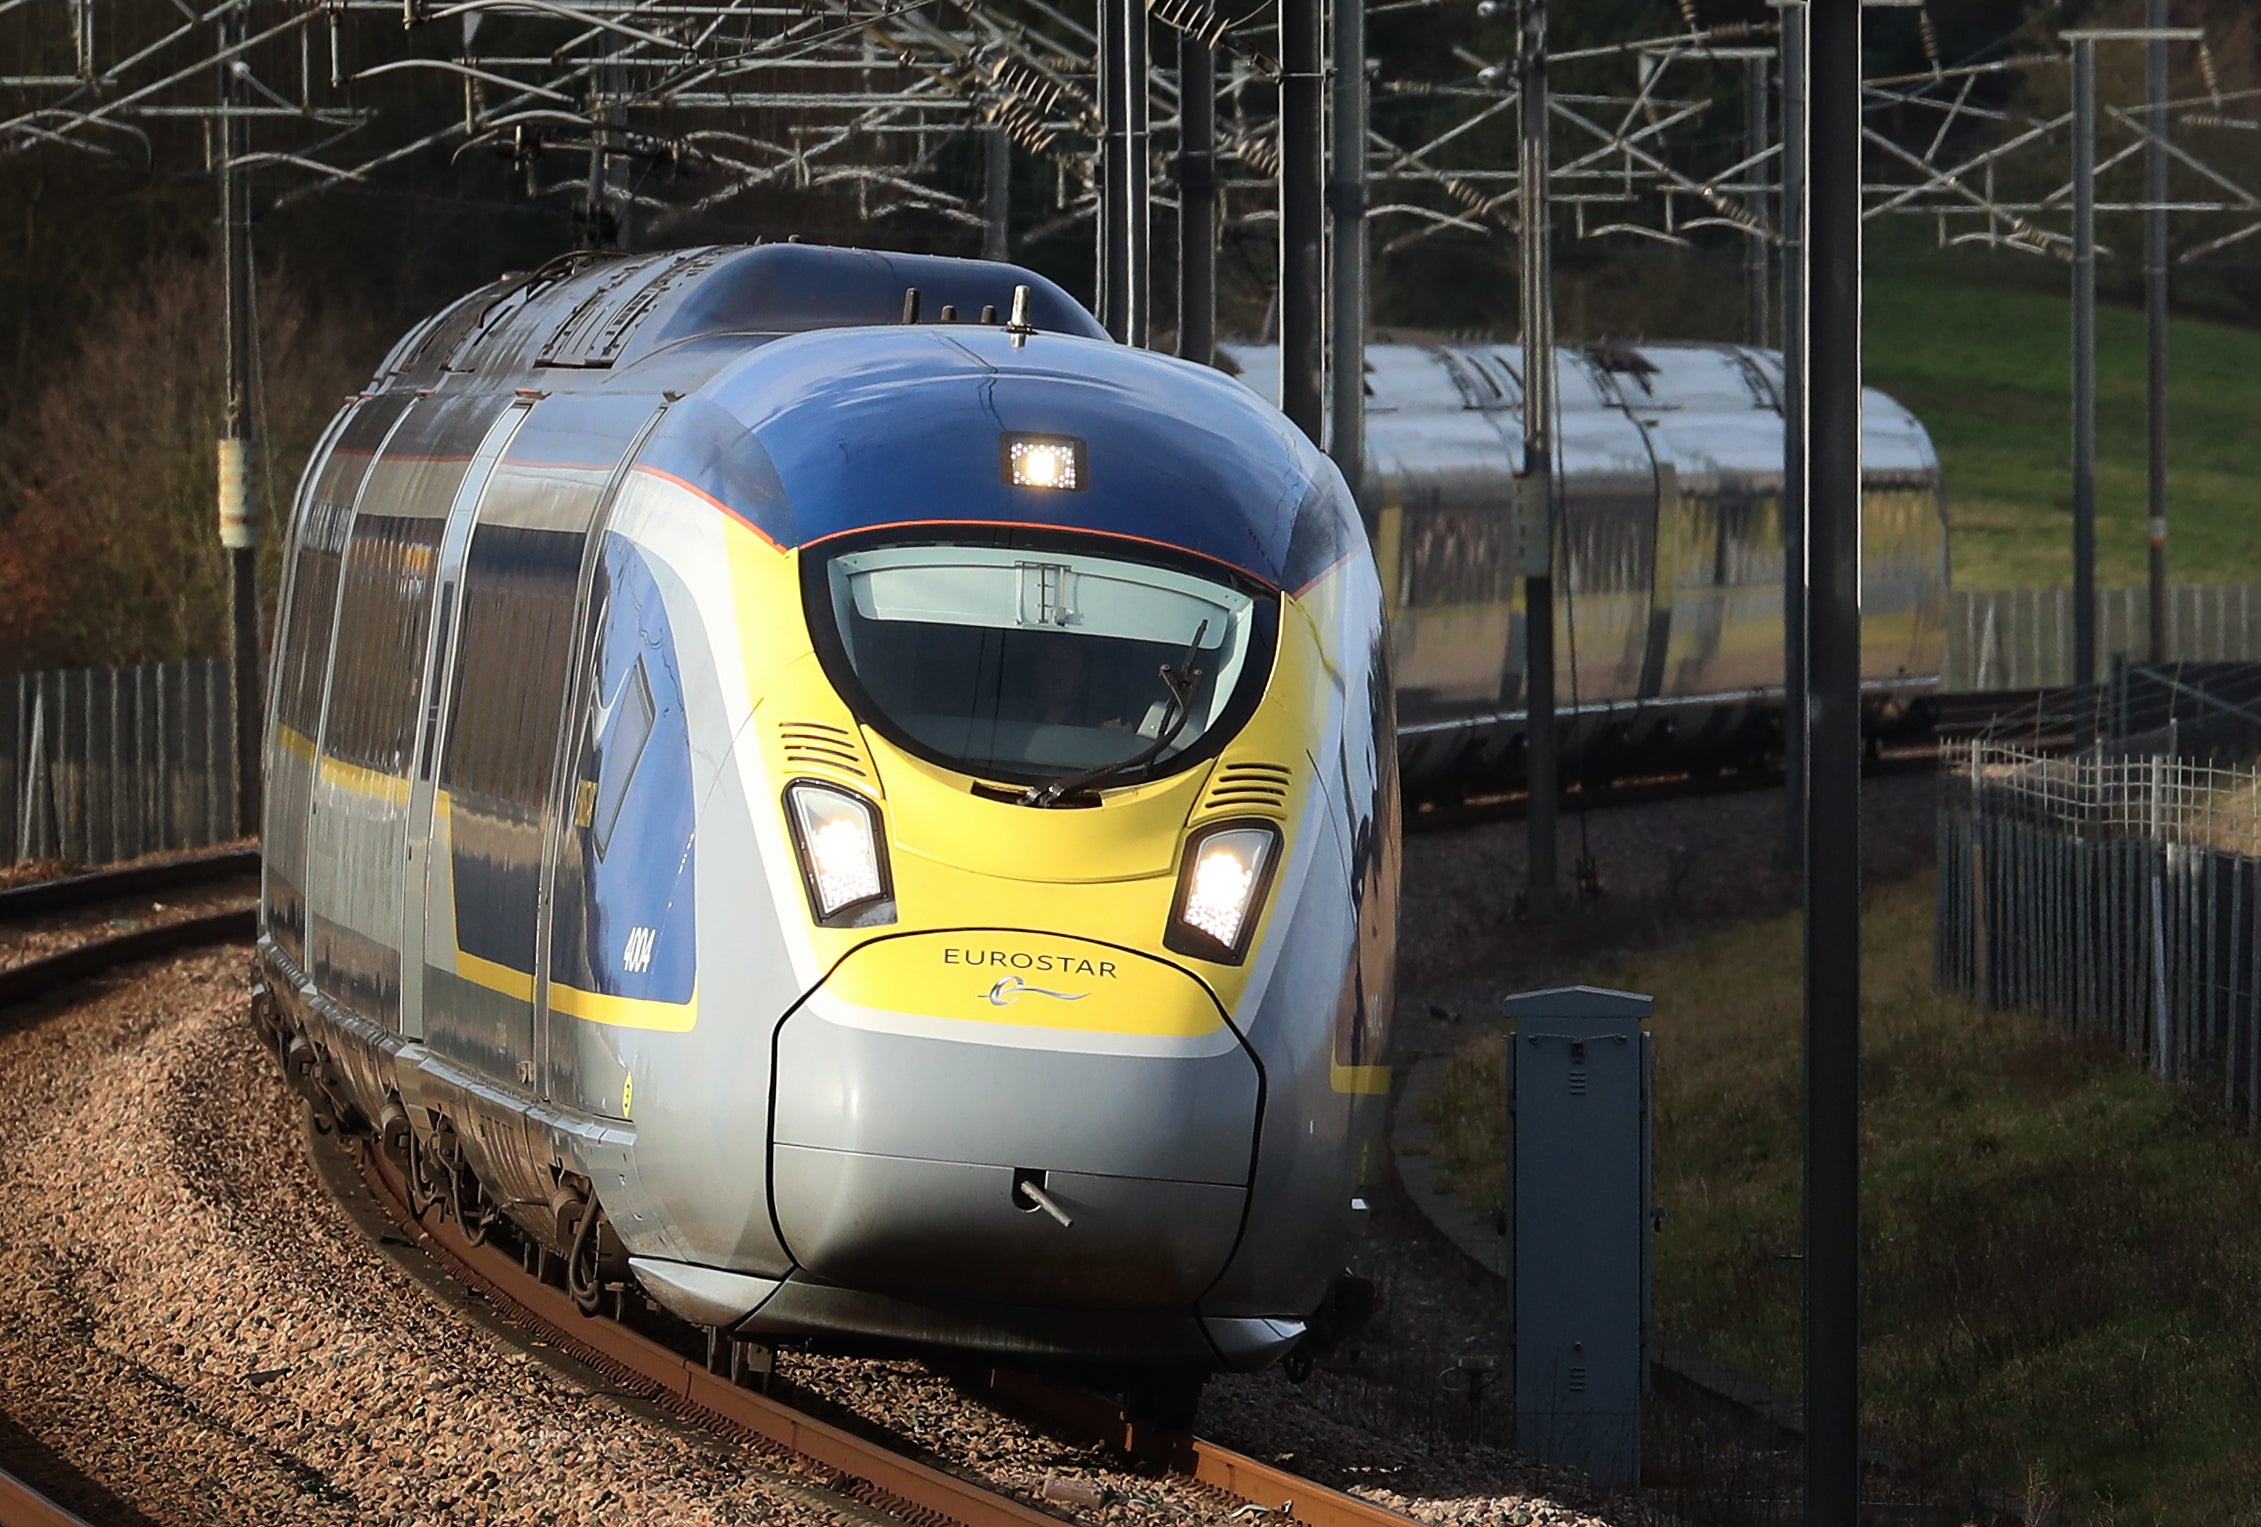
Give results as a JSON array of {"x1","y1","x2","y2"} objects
[
  {"x1": 1424, "y1": 873, "x2": 2261, "y2": 1523},
  {"x1": 1866, "y1": 258, "x2": 2261, "y2": 589}
]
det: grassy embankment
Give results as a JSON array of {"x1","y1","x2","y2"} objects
[
  {"x1": 1865, "y1": 259, "x2": 2261, "y2": 590},
  {"x1": 1424, "y1": 872, "x2": 2261, "y2": 1524}
]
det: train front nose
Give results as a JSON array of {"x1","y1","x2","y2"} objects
[{"x1": 768, "y1": 931, "x2": 1258, "y2": 1309}]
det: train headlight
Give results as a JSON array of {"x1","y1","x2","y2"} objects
[
  {"x1": 1165, "y1": 823, "x2": 1280, "y2": 964},
  {"x1": 784, "y1": 782, "x2": 895, "y2": 926},
  {"x1": 1002, "y1": 433, "x2": 1086, "y2": 491}
]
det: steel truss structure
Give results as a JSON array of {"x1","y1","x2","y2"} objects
[{"x1": 10, "y1": 0, "x2": 2261, "y2": 279}]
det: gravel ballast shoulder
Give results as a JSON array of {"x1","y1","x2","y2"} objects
[{"x1": 0, "y1": 949, "x2": 868, "y2": 1527}]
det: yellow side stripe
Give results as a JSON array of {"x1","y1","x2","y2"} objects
[
  {"x1": 316, "y1": 752, "x2": 410, "y2": 805},
  {"x1": 455, "y1": 950, "x2": 534, "y2": 1002},
  {"x1": 1330, "y1": 1062, "x2": 1391, "y2": 1096},
  {"x1": 551, "y1": 982, "x2": 699, "y2": 1033},
  {"x1": 454, "y1": 949, "x2": 698, "y2": 1033},
  {"x1": 276, "y1": 726, "x2": 318, "y2": 765}
]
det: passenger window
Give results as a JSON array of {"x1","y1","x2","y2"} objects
[{"x1": 591, "y1": 656, "x2": 655, "y2": 860}]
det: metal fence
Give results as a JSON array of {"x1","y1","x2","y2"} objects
[
  {"x1": 1937, "y1": 738, "x2": 2261, "y2": 1121},
  {"x1": 1947, "y1": 584, "x2": 2261, "y2": 692},
  {"x1": 0, "y1": 660, "x2": 239, "y2": 870}
]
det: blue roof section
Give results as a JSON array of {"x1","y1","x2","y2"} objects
[
  {"x1": 628, "y1": 244, "x2": 1107, "y2": 361},
  {"x1": 376, "y1": 242, "x2": 1108, "y2": 391},
  {"x1": 635, "y1": 324, "x2": 1355, "y2": 590}
]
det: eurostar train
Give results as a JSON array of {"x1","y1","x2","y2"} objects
[{"x1": 253, "y1": 244, "x2": 1400, "y2": 1390}]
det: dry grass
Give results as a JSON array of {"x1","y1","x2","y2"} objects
[{"x1": 1426, "y1": 870, "x2": 2261, "y2": 1523}]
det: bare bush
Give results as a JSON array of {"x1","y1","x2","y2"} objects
[{"x1": 0, "y1": 252, "x2": 375, "y2": 671}]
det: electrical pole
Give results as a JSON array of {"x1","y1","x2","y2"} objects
[
  {"x1": 2146, "y1": 1, "x2": 2170, "y2": 662},
  {"x1": 579, "y1": 62, "x2": 622, "y2": 249},
  {"x1": 984, "y1": 124, "x2": 1011, "y2": 262},
  {"x1": 1177, "y1": 34, "x2": 1218, "y2": 367},
  {"x1": 581, "y1": 117, "x2": 611, "y2": 249},
  {"x1": 1121, "y1": 0, "x2": 1149, "y2": 346},
  {"x1": 1518, "y1": 0, "x2": 1557, "y2": 915},
  {"x1": 1746, "y1": 51, "x2": 1770, "y2": 350},
  {"x1": 2072, "y1": 34, "x2": 2098, "y2": 701},
  {"x1": 1803, "y1": 0, "x2": 1862, "y2": 1520},
  {"x1": 1097, "y1": 0, "x2": 1125, "y2": 337},
  {"x1": 218, "y1": 0, "x2": 261, "y2": 838},
  {"x1": 1279, "y1": 0, "x2": 1324, "y2": 441},
  {"x1": 1327, "y1": 0, "x2": 1367, "y2": 504},
  {"x1": 1780, "y1": 1, "x2": 1806, "y2": 868}
]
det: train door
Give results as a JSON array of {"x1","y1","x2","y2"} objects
[
  {"x1": 531, "y1": 402, "x2": 673, "y2": 1116},
  {"x1": 416, "y1": 394, "x2": 661, "y2": 1099},
  {"x1": 399, "y1": 399, "x2": 533, "y2": 1042},
  {"x1": 1547, "y1": 356, "x2": 1667, "y2": 709},
  {"x1": 265, "y1": 394, "x2": 412, "y2": 975},
  {"x1": 1368, "y1": 347, "x2": 1522, "y2": 726},
  {"x1": 307, "y1": 397, "x2": 487, "y2": 1031},
  {"x1": 1593, "y1": 361, "x2": 1685, "y2": 703}
]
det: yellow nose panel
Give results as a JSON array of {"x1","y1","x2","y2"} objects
[{"x1": 824, "y1": 931, "x2": 1226, "y2": 1038}]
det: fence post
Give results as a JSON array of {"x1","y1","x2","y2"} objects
[
  {"x1": 18, "y1": 685, "x2": 41, "y2": 863},
  {"x1": 2226, "y1": 852, "x2": 2242, "y2": 1116},
  {"x1": 104, "y1": 665, "x2": 121, "y2": 866},
  {"x1": 1, "y1": 675, "x2": 14, "y2": 866}
]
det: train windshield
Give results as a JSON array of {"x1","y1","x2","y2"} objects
[{"x1": 807, "y1": 537, "x2": 1278, "y2": 790}]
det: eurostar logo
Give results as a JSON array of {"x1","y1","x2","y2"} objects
[{"x1": 984, "y1": 976, "x2": 1087, "y2": 1007}]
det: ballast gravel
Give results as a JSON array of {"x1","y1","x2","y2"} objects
[
  {"x1": 0, "y1": 949, "x2": 866, "y2": 1527},
  {"x1": 0, "y1": 948, "x2": 1637, "y2": 1527}
]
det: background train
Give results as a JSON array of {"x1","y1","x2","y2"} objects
[
  {"x1": 254, "y1": 243, "x2": 1397, "y2": 1390},
  {"x1": 1226, "y1": 337, "x2": 1949, "y2": 800}
]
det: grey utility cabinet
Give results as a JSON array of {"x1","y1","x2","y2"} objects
[{"x1": 1503, "y1": 985, "x2": 1653, "y2": 1488}]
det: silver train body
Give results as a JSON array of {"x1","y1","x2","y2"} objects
[
  {"x1": 1225, "y1": 339, "x2": 1950, "y2": 797},
  {"x1": 254, "y1": 244, "x2": 1397, "y2": 1377}
]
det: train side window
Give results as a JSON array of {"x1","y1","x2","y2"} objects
[
  {"x1": 320, "y1": 395, "x2": 503, "y2": 778},
  {"x1": 439, "y1": 440, "x2": 615, "y2": 816},
  {"x1": 591, "y1": 656, "x2": 655, "y2": 860},
  {"x1": 440, "y1": 520, "x2": 584, "y2": 811},
  {"x1": 278, "y1": 398, "x2": 409, "y2": 747},
  {"x1": 442, "y1": 395, "x2": 653, "y2": 818}
]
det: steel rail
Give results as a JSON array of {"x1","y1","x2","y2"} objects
[
  {"x1": 980, "y1": 1371, "x2": 1422, "y2": 1527},
  {"x1": 0, "y1": 909, "x2": 256, "y2": 1008},
  {"x1": 346, "y1": 1138, "x2": 1065, "y2": 1527},
  {"x1": 0, "y1": 847, "x2": 259, "y2": 920},
  {"x1": 0, "y1": 1468, "x2": 95, "y2": 1527}
]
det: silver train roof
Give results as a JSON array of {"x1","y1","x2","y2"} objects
[{"x1": 1218, "y1": 339, "x2": 1937, "y2": 479}]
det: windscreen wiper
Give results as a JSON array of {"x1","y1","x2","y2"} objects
[{"x1": 1020, "y1": 623, "x2": 1207, "y2": 808}]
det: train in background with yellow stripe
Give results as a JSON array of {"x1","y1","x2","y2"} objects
[{"x1": 253, "y1": 243, "x2": 1400, "y2": 1405}]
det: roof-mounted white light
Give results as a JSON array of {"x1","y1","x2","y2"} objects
[{"x1": 1003, "y1": 433, "x2": 1086, "y2": 492}]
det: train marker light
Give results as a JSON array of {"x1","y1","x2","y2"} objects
[
  {"x1": 1003, "y1": 433, "x2": 1086, "y2": 492},
  {"x1": 1165, "y1": 822, "x2": 1279, "y2": 963},
  {"x1": 784, "y1": 782, "x2": 893, "y2": 924}
]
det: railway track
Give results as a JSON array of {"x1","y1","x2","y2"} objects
[
  {"x1": 0, "y1": 847, "x2": 258, "y2": 1008},
  {"x1": 1400, "y1": 686, "x2": 2080, "y2": 838},
  {"x1": 1406, "y1": 738, "x2": 1943, "y2": 836}
]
